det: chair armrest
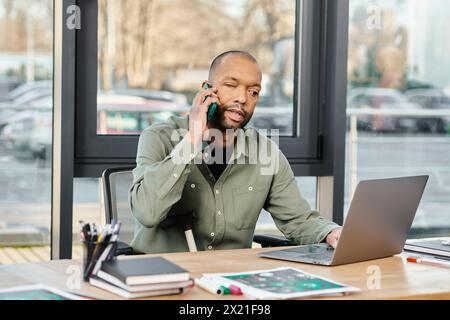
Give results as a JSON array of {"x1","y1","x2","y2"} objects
[
  {"x1": 115, "y1": 241, "x2": 136, "y2": 256},
  {"x1": 253, "y1": 234, "x2": 297, "y2": 248}
]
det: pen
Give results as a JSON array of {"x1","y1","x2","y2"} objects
[
  {"x1": 81, "y1": 222, "x2": 90, "y2": 242},
  {"x1": 92, "y1": 222, "x2": 122, "y2": 275},
  {"x1": 229, "y1": 284, "x2": 243, "y2": 295},
  {"x1": 195, "y1": 277, "x2": 224, "y2": 295},
  {"x1": 204, "y1": 277, "x2": 231, "y2": 295},
  {"x1": 407, "y1": 256, "x2": 450, "y2": 268},
  {"x1": 185, "y1": 228, "x2": 197, "y2": 252}
]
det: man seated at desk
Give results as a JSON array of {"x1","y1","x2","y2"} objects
[{"x1": 129, "y1": 50, "x2": 342, "y2": 254}]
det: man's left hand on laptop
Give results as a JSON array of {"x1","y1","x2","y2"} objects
[{"x1": 326, "y1": 227, "x2": 343, "y2": 248}]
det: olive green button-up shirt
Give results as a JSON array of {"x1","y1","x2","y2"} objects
[{"x1": 129, "y1": 116, "x2": 340, "y2": 254}]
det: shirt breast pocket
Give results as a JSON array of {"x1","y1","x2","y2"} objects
[{"x1": 232, "y1": 184, "x2": 267, "y2": 230}]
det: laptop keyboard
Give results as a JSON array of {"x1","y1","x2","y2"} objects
[
  {"x1": 301, "y1": 250, "x2": 334, "y2": 260},
  {"x1": 284, "y1": 245, "x2": 335, "y2": 261}
]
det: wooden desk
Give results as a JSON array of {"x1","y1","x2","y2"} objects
[{"x1": 0, "y1": 247, "x2": 449, "y2": 300}]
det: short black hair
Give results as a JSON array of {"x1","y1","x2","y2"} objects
[{"x1": 208, "y1": 50, "x2": 258, "y2": 81}]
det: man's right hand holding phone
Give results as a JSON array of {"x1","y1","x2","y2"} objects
[{"x1": 187, "y1": 84, "x2": 219, "y2": 148}]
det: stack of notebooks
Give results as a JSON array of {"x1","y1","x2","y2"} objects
[
  {"x1": 89, "y1": 256, "x2": 193, "y2": 299},
  {"x1": 404, "y1": 238, "x2": 450, "y2": 258}
]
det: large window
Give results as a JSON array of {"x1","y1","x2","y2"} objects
[
  {"x1": 346, "y1": 0, "x2": 450, "y2": 238},
  {"x1": 74, "y1": 0, "x2": 325, "y2": 176},
  {"x1": 96, "y1": 0, "x2": 296, "y2": 136},
  {"x1": 0, "y1": 0, "x2": 53, "y2": 264},
  {"x1": 0, "y1": 1, "x2": 348, "y2": 260},
  {"x1": 69, "y1": 0, "x2": 347, "y2": 256}
]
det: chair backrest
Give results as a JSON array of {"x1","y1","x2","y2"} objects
[{"x1": 102, "y1": 167, "x2": 136, "y2": 245}]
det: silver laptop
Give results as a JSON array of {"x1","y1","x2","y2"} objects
[{"x1": 259, "y1": 176, "x2": 429, "y2": 266}]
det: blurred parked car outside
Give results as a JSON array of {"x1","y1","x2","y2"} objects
[
  {"x1": 97, "y1": 92, "x2": 190, "y2": 134},
  {"x1": 0, "y1": 110, "x2": 52, "y2": 161},
  {"x1": 347, "y1": 87, "x2": 445, "y2": 133},
  {"x1": 405, "y1": 88, "x2": 450, "y2": 133}
]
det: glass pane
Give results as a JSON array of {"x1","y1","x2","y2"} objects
[
  {"x1": 0, "y1": 0, "x2": 53, "y2": 264},
  {"x1": 346, "y1": 0, "x2": 450, "y2": 238},
  {"x1": 96, "y1": 0, "x2": 296, "y2": 136},
  {"x1": 72, "y1": 178, "x2": 103, "y2": 260}
]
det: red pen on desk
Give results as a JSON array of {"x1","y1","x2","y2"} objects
[
  {"x1": 229, "y1": 285, "x2": 243, "y2": 295},
  {"x1": 407, "y1": 256, "x2": 450, "y2": 268}
]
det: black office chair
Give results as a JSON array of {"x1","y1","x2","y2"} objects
[
  {"x1": 102, "y1": 166, "x2": 139, "y2": 256},
  {"x1": 102, "y1": 167, "x2": 295, "y2": 256}
]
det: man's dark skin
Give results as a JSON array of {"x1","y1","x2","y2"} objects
[{"x1": 186, "y1": 52, "x2": 342, "y2": 248}]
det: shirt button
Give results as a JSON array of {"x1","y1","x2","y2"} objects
[
  {"x1": 190, "y1": 184, "x2": 196, "y2": 189},
  {"x1": 217, "y1": 210, "x2": 222, "y2": 215},
  {"x1": 173, "y1": 173, "x2": 178, "y2": 178},
  {"x1": 248, "y1": 186, "x2": 253, "y2": 191},
  {"x1": 210, "y1": 232, "x2": 215, "y2": 237},
  {"x1": 208, "y1": 245, "x2": 213, "y2": 250},
  {"x1": 215, "y1": 189, "x2": 220, "y2": 194}
]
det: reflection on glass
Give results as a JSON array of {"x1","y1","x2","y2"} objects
[
  {"x1": 345, "y1": 0, "x2": 450, "y2": 238},
  {"x1": 97, "y1": 0, "x2": 296, "y2": 136},
  {"x1": 0, "y1": 0, "x2": 53, "y2": 263}
]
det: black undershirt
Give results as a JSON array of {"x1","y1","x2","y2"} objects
[{"x1": 206, "y1": 147, "x2": 233, "y2": 181}]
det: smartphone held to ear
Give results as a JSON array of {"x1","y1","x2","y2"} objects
[{"x1": 202, "y1": 82, "x2": 218, "y2": 121}]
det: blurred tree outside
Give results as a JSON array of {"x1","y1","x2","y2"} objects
[
  {"x1": 348, "y1": 4, "x2": 408, "y2": 91},
  {"x1": 0, "y1": 0, "x2": 53, "y2": 82},
  {"x1": 97, "y1": 0, "x2": 295, "y2": 101}
]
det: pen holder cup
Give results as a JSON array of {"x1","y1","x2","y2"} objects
[{"x1": 81, "y1": 240, "x2": 118, "y2": 282}]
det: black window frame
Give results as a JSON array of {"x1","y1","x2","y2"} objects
[{"x1": 74, "y1": 0, "x2": 336, "y2": 177}]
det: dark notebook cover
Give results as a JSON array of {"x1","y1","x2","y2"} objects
[
  {"x1": 101, "y1": 257, "x2": 189, "y2": 285},
  {"x1": 407, "y1": 240, "x2": 450, "y2": 252}
]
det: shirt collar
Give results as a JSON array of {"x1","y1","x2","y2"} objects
[{"x1": 174, "y1": 115, "x2": 253, "y2": 161}]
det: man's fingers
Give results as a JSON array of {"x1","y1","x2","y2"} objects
[
  {"x1": 193, "y1": 90, "x2": 218, "y2": 108},
  {"x1": 201, "y1": 91, "x2": 218, "y2": 104},
  {"x1": 201, "y1": 96, "x2": 219, "y2": 109},
  {"x1": 200, "y1": 88, "x2": 217, "y2": 97},
  {"x1": 188, "y1": 86, "x2": 219, "y2": 146},
  {"x1": 192, "y1": 92, "x2": 202, "y2": 106},
  {"x1": 201, "y1": 81, "x2": 218, "y2": 92},
  {"x1": 202, "y1": 128, "x2": 211, "y2": 142},
  {"x1": 331, "y1": 240, "x2": 338, "y2": 248},
  {"x1": 327, "y1": 236, "x2": 337, "y2": 248},
  {"x1": 330, "y1": 228, "x2": 341, "y2": 248}
]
